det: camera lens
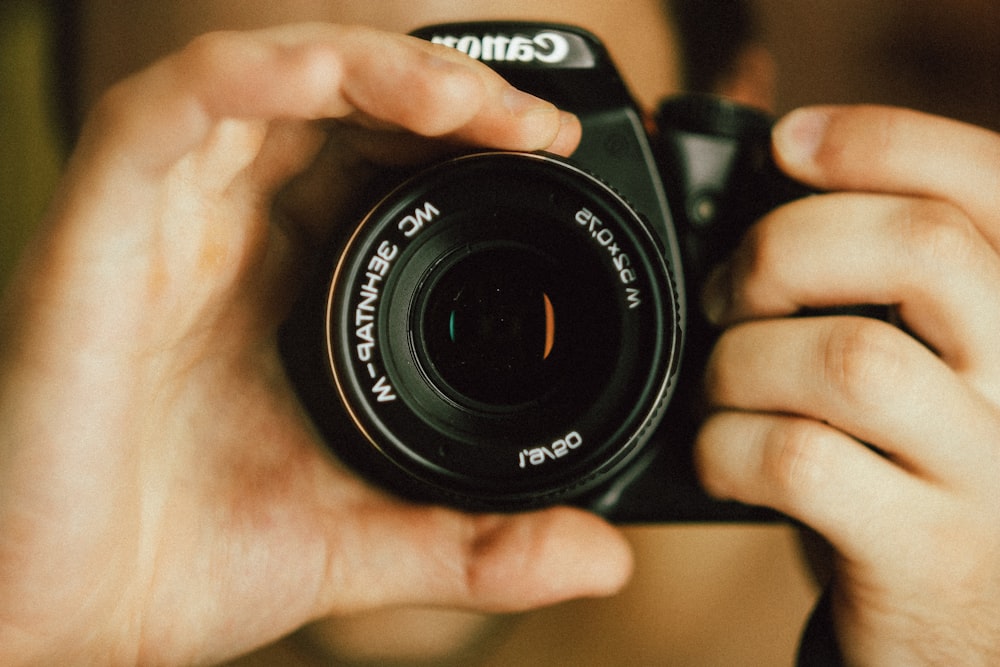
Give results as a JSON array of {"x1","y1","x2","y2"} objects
[{"x1": 326, "y1": 152, "x2": 680, "y2": 507}]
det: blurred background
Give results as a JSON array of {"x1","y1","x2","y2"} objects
[
  {"x1": 755, "y1": 0, "x2": 999, "y2": 130},
  {"x1": 2, "y1": 0, "x2": 998, "y2": 290},
  {"x1": 0, "y1": 1, "x2": 61, "y2": 292}
]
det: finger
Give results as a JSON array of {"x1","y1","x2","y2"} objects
[
  {"x1": 246, "y1": 120, "x2": 331, "y2": 201},
  {"x1": 316, "y1": 502, "x2": 634, "y2": 615},
  {"x1": 703, "y1": 192, "x2": 1000, "y2": 391},
  {"x1": 705, "y1": 316, "x2": 998, "y2": 487},
  {"x1": 772, "y1": 105, "x2": 1000, "y2": 247},
  {"x1": 695, "y1": 410, "x2": 924, "y2": 564},
  {"x1": 79, "y1": 25, "x2": 576, "y2": 175}
]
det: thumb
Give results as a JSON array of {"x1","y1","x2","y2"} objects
[{"x1": 315, "y1": 501, "x2": 634, "y2": 615}]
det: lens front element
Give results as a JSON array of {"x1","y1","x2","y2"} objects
[{"x1": 420, "y1": 245, "x2": 564, "y2": 407}]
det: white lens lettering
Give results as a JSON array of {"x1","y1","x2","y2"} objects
[{"x1": 518, "y1": 431, "x2": 583, "y2": 468}]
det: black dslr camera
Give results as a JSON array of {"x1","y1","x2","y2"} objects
[{"x1": 281, "y1": 22, "x2": 813, "y2": 522}]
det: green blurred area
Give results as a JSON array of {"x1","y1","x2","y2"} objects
[{"x1": 0, "y1": 0, "x2": 63, "y2": 291}]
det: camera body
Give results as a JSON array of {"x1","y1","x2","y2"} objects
[{"x1": 281, "y1": 22, "x2": 810, "y2": 522}]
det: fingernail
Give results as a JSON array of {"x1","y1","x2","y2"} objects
[
  {"x1": 773, "y1": 107, "x2": 832, "y2": 166},
  {"x1": 701, "y1": 264, "x2": 731, "y2": 326}
]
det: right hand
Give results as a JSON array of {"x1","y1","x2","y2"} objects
[{"x1": 697, "y1": 105, "x2": 1000, "y2": 665}]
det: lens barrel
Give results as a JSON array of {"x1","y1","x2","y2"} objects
[{"x1": 327, "y1": 152, "x2": 680, "y2": 507}]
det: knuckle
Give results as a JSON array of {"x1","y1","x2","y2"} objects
[
  {"x1": 181, "y1": 29, "x2": 246, "y2": 67},
  {"x1": 359, "y1": 44, "x2": 485, "y2": 138},
  {"x1": 762, "y1": 418, "x2": 835, "y2": 504},
  {"x1": 404, "y1": 56, "x2": 486, "y2": 136},
  {"x1": 82, "y1": 76, "x2": 158, "y2": 159},
  {"x1": 820, "y1": 318, "x2": 907, "y2": 411},
  {"x1": 899, "y1": 200, "x2": 981, "y2": 271}
]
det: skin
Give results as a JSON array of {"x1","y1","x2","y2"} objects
[
  {"x1": 698, "y1": 107, "x2": 1000, "y2": 664},
  {"x1": 4, "y1": 0, "x2": 1000, "y2": 665},
  {"x1": 0, "y1": 22, "x2": 625, "y2": 666}
]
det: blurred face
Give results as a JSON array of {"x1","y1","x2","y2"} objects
[{"x1": 76, "y1": 0, "x2": 682, "y2": 114}]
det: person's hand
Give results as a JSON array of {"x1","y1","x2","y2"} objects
[
  {"x1": 696, "y1": 105, "x2": 1000, "y2": 665},
  {"x1": 0, "y1": 24, "x2": 632, "y2": 665}
]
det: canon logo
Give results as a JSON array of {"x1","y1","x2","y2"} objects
[{"x1": 431, "y1": 31, "x2": 571, "y2": 64}]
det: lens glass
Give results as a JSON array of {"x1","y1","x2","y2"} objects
[{"x1": 419, "y1": 245, "x2": 572, "y2": 406}]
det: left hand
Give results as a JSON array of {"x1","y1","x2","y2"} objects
[
  {"x1": 0, "y1": 25, "x2": 628, "y2": 666},
  {"x1": 696, "y1": 105, "x2": 1000, "y2": 665}
]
